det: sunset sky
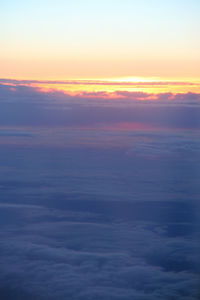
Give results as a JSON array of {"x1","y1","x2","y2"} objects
[{"x1": 1, "y1": 0, "x2": 200, "y2": 95}]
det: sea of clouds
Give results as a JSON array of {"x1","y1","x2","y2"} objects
[{"x1": 0, "y1": 82, "x2": 200, "y2": 299}]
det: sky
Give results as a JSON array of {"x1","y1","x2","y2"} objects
[
  {"x1": 1, "y1": 0, "x2": 200, "y2": 85},
  {"x1": 1, "y1": 1, "x2": 200, "y2": 299}
]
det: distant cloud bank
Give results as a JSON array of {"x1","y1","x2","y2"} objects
[{"x1": 0, "y1": 82, "x2": 200, "y2": 131}]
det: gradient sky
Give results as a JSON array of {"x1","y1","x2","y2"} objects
[{"x1": 1, "y1": 0, "x2": 200, "y2": 81}]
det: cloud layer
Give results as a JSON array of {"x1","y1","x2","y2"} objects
[
  {"x1": 1, "y1": 83, "x2": 200, "y2": 131},
  {"x1": 0, "y1": 81, "x2": 200, "y2": 299}
]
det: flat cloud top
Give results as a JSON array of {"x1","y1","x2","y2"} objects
[{"x1": 0, "y1": 80, "x2": 200, "y2": 299}]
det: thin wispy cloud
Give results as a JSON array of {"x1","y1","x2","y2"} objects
[{"x1": 1, "y1": 78, "x2": 199, "y2": 86}]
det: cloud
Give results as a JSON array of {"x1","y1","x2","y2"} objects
[
  {"x1": 0, "y1": 78, "x2": 198, "y2": 87},
  {"x1": 0, "y1": 144, "x2": 200, "y2": 299},
  {"x1": 126, "y1": 132, "x2": 200, "y2": 159},
  {"x1": 0, "y1": 80, "x2": 200, "y2": 299},
  {"x1": 0, "y1": 83, "x2": 200, "y2": 132},
  {"x1": 0, "y1": 130, "x2": 33, "y2": 137},
  {"x1": 0, "y1": 201, "x2": 199, "y2": 300}
]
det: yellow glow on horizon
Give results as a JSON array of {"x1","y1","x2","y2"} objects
[
  {"x1": 26, "y1": 79, "x2": 200, "y2": 96},
  {"x1": 1, "y1": 76, "x2": 200, "y2": 96},
  {"x1": 104, "y1": 77, "x2": 161, "y2": 83}
]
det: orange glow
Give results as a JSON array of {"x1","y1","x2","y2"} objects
[{"x1": 2, "y1": 78, "x2": 200, "y2": 97}]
